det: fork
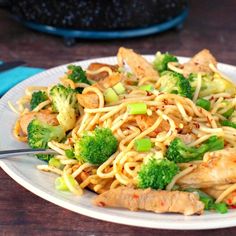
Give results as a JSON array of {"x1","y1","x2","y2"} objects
[{"x1": 0, "y1": 149, "x2": 57, "y2": 159}]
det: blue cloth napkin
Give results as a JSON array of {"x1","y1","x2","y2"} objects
[{"x1": 0, "y1": 61, "x2": 44, "y2": 96}]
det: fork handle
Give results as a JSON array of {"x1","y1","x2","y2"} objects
[{"x1": 0, "y1": 149, "x2": 57, "y2": 159}]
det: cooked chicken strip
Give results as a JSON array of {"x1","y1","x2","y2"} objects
[
  {"x1": 86, "y1": 63, "x2": 118, "y2": 81},
  {"x1": 93, "y1": 73, "x2": 121, "y2": 92},
  {"x1": 117, "y1": 47, "x2": 159, "y2": 79},
  {"x1": 93, "y1": 187, "x2": 204, "y2": 215},
  {"x1": 203, "y1": 185, "x2": 236, "y2": 205},
  {"x1": 183, "y1": 49, "x2": 217, "y2": 77},
  {"x1": 177, "y1": 148, "x2": 236, "y2": 189},
  {"x1": 19, "y1": 111, "x2": 58, "y2": 134},
  {"x1": 77, "y1": 93, "x2": 99, "y2": 109}
]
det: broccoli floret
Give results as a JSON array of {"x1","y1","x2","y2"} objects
[
  {"x1": 74, "y1": 127, "x2": 118, "y2": 165},
  {"x1": 185, "y1": 188, "x2": 228, "y2": 213},
  {"x1": 49, "y1": 84, "x2": 78, "y2": 131},
  {"x1": 67, "y1": 65, "x2": 91, "y2": 93},
  {"x1": 166, "y1": 135, "x2": 224, "y2": 163},
  {"x1": 138, "y1": 158, "x2": 179, "y2": 190},
  {"x1": 153, "y1": 52, "x2": 178, "y2": 73},
  {"x1": 189, "y1": 73, "x2": 236, "y2": 97},
  {"x1": 159, "y1": 71, "x2": 192, "y2": 99},
  {"x1": 30, "y1": 91, "x2": 48, "y2": 110},
  {"x1": 27, "y1": 119, "x2": 66, "y2": 162}
]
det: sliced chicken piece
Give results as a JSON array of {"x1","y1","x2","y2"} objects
[
  {"x1": 86, "y1": 63, "x2": 118, "y2": 81},
  {"x1": 77, "y1": 93, "x2": 99, "y2": 109},
  {"x1": 177, "y1": 148, "x2": 236, "y2": 189},
  {"x1": 117, "y1": 47, "x2": 159, "y2": 79},
  {"x1": 92, "y1": 73, "x2": 122, "y2": 92},
  {"x1": 135, "y1": 113, "x2": 192, "y2": 137},
  {"x1": 93, "y1": 187, "x2": 204, "y2": 215},
  {"x1": 202, "y1": 185, "x2": 236, "y2": 205},
  {"x1": 19, "y1": 111, "x2": 58, "y2": 134},
  {"x1": 183, "y1": 49, "x2": 217, "y2": 77}
]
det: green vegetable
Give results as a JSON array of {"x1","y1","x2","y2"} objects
[
  {"x1": 127, "y1": 103, "x2": 147, "y2": 115},
  {"x1": 214, "y1": 202, "x2": 228, "y2": 214},
  {"x1": 222, "y1": 107, "x2": 234, "y2": 118},
  {"x1": 134, "y1": 138, "x2": 152, "y2": 152},
  {"x1": 55, "y1": 177, "x2": 68, "y2": 191},
  {"x1": 220, "y1": 120, "x2": 236, "y2": 129},
  {"x1": 67, "y1": 64, "x2": 91, "y2": 93},
  {"x1": 27, "y1": 119, "x2": 65, "y2": 162},
  {"x1": 185, "y1": 188, "x2": 228, "y2": 213},
  {"x1": 166, "y1": 135, "x2": 224, "y2": 163},
  {"x1": 112, "y1": 82, "x2": 126, "y2": 95},
  {"x1": 153, "y1": 52, "x2": 178, "y2": 73},
  {"x1": 104, "y1": 88, "x2": 119, "y2": 103},
  {"x1": 139, "y1": 84, "x2": 154, "y2": 92},
  {"x1": 30, "y1": 91, "x2": 48, "y2": 110},
  {"x1": 75, "y1": 127, "x2": 118, "y2": 165},
  {"x1": 55, "y1": 175, "x2": 78, "y2": 191},
  {"x1": 49, "y1": 157, "x2": 62, "y2": 169},
  {"x1": 65, "y1": 149, "x2": 75, "y2": 159},
  {"x1": 196, "y1": 98, "x2": 211, "y2": 111},
  {"x1": 138, "y1": 158, "x2": 179, "y2": 190},
  {"x1": 189, "y1": 73, "x2": 236, "y2": 98},
  {"x1": 159, "y1": 71, "x2": 192, "y2": 99},
  {"x1": 49, "y1": 84, "x2": 78, "y2": 131}
]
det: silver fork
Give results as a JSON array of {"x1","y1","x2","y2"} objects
[{"x1": 0, "y1": 149, "x2": 57, "y2": 159}]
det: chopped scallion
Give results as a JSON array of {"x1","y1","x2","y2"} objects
[
  {"x1": 127, "y1": 103, "x2": 147, "y2": 115},
  {"x1": 49, "y1": 158, "x2": 62, "y2": 169},
  {"x1": 134, "y1": 138, "x2": 152, "y2": 152},
  {"x1": 55, "y1": 177, "x2": 68, "y2": 191},
  {"x1": 104, "y1": 88, "x2": 119, "y2": 103},
  {"x1": 139, "y1": 84, "x2": 154, "y2": 92},
  {"x1": 113, "y1": 82, "x2": 126, "y2": 95}
]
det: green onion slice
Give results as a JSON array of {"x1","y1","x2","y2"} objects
[
  {"x1": 139, "y1": 84, "x2": 154, "y2": 92},
  {"x1": 134, "y1": 138, "x2": 152, "y2": 152},
  {"x1": 55, "y1": 177, "x2": 68, "y2": 191},
  {"x1": 127, "y1": 103, "x2": 147, "y2": 115},
  {"x1": 113, "y1": 82, "x2": 126, "y2": 95},
  {"x1": 49, "y1": 158, "x2": 61, "y2": 169},
  {"x1": 104, "y1": 88, "x2": 119, "y2": 103}
]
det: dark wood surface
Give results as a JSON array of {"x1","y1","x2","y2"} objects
[{"x1": 1, "y1": 0, "x2": 236, "y2": 235}]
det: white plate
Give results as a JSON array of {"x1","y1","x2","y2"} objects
[{"x1": 0, "y1": 56, "x2": 236, "y2": 230}]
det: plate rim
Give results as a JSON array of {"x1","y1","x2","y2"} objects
[{"x1": 1, "y1": 55, "x2": 236, "y2": 230}]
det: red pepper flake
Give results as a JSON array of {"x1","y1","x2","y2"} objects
[
  {"x1": 160, "y1": 201, "x2": 165, "y2": 206},
  {"x1": 227, "y1": 198, "x2": 232, "y2": 205},
  {"x1": 97, "y1": 201, "x2": 106, "y2": 207},
  {"x1": 133, "y1": 194, "x2": 139, "y2": 199},
  {"x1": 163, "y1": 99, "x2": 168, "y2": 105}
]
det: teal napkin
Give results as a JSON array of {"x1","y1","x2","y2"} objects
[{"x1": 0, "y1": 61, "x2": 44, "y2": 96}]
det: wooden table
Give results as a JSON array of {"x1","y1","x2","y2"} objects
[{"x1": 1, "y1": 0, "x2": 236, "y2": 235}]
